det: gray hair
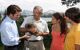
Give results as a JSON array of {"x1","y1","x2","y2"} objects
[{"x1": 33, "y1": 6, "x2": 43, "y2": 13}]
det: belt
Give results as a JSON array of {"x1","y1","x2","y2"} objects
[
  {"x1": 4, "y1": 45, "x2": 18, "y2": 47},
  {"x1": 29, "y1": 40, "x2": 40, "y2": 42}
]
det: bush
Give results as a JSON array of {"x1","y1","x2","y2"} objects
[
  {"x1": 44, "y1": 22, "x2": 52, "y2": 49},
  {"x1": 16, "y1": 16, "x2": 24, "y2": 50}
]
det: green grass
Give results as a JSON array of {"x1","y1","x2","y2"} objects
[
  {"x1": 0, "y1": 46, "x2": 49, "y2": 50},
  {"x1": 0, "y1": 45, "x2": 3, "y2": 50},
  {"x1": 0, "y1": 45, "x2": 49, "y2": 50},
  {"x1": 46, "y1": 48, "x2": 50, "y2": 50}
]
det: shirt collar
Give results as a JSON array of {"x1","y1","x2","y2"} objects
[
  {"x1": 6, "y1": 16, "x2": 15, "y2": 23},
  {"x1": 32, "y1": 17, "x2": 42, "y2": 22}
]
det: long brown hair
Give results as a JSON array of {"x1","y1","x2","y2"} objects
[{"x1": 52, "y1": 12, "x2": 68, "y2": 35}]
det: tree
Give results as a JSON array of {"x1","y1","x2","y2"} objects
[{"x1": 61, "y1": 0, "x2": 80, "y2": 7}]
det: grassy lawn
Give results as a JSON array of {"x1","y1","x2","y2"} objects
[
  {"x1": 0, "y1": 46, "x2": 3, "y2": 50},
  {"x1": 46, "y1": 48, "x2": 50, "y2": 50},
  {"x1": 0, "y1": 45, "x2": 49, "y2": 50},
  {"x1": 0, "y1": 44, "x2": 3, "y2": 50}
]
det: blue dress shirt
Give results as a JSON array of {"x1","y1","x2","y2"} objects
[{"x1": 0, "y1": 16, "x2": 20, "y2": 46}]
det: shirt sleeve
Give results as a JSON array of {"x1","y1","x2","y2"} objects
[
  {"x1": 2, "y1": 24, "x2": 19, "y2": 45},
  {"x1": 44, "y1": 22, "x2": 49, "y2": 33},
  {"x1": 75, "y1": 24, "x2": 80, "y2": 45}
]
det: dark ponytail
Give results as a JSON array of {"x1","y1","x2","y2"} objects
[{"x1": 52, "y1": 12, "x2": 68, "y2": 35}]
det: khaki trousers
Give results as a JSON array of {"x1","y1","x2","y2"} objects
[{"x1": 24, "y1": 40, "x2": 45, "y2": 50}]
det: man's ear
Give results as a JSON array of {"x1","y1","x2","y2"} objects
[
  {"x1": 64, "y1": 16, "x2": 69, "y2": 20},
  {"x1": 64, "y1": 16, "x2": 70, "y2": 20},
  {"x1": 64, "y1": 16, "x2": 67, "y2": 19},
  {"x1": 57, "y1": 19, "x2": 60, "y2": 23}
]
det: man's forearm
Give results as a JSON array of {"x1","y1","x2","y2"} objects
[
  {"x1": 42, "y1": 32, "x2": 49, "y2": 35},
  {"x1": 36, "y1": 32, "x2": 49, "y2": 36},
  {"x1": 75, "y1": 44, "x2": 80, "y2": 50}
]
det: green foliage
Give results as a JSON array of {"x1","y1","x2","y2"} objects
[
  {"x1": 0, "y1": 44, "x2": 3, "y2": 50},
  {"x1": 0, "y1": 16, "x2": 1, "y2": 24},
  {"x1": 16, "y1": 16, "x2": 24, "y2": 29},
  {"x1": 16, "y1": 16, "x2": 24, "y2": 50},
  {"x1": 44, "y1": 22, "x2": 52, "y2": 49}
]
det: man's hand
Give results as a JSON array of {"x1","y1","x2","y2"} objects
[
  {"x1": 36, "y1": 32, "x2": 43, "y2": 36},
  {"x1": 19, "y1": 34, "x2": 31, "y2": 40},
  {"x1": 23, "y1": 34, "x2": 31, "y2": 39}
]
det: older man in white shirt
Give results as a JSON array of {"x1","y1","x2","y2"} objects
[{"x1": 20, "y1": 6, "x2": 49, "y2": 50}]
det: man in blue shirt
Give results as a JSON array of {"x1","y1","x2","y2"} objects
[{"x1": 0, "y1": 5, "x2": 30, "y2": 50}]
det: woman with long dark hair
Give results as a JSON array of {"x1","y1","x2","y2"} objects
[{"x1": 50, "y1": 12, "x2": 68, "y2": 50}]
